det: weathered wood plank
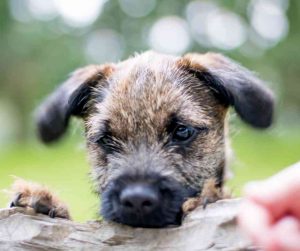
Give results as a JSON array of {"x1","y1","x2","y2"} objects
[{"x1": 0, "y1": 199, "x2": 256, "y2": 251}]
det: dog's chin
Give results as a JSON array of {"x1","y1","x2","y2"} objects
[
  {"x1": 109, "y1": 205, "x2": 183, "y2": 228},
  {"x1": 100, "y1": 172, "x2": 197, "y2": 228}
]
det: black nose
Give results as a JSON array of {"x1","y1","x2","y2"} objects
[{"x1": 120, "y1": 184, "x2": 159, "y2": 214}]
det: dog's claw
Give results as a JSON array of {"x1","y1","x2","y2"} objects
[
  {"x1": 9, "y1": 193, "x2": 22, "y2": 208},
  {"x1": 49, "y1": 208, "x2": 56, "y2": 218},
  {"x1": 202, "y1": 197, "x2": 209, "y2": 209},
  {"x1": 183, "y1": 178, "x2": 229, "y2": 214},
  {"x1": 7, "y1": 178, "x2": 71, "y2": 220}
]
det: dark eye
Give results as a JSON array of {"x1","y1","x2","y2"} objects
[
  {"x1": 98, "y1": 135, "x2": 113, "y2": 146},
  {"x1": 96, "y1": 135, "x2": 118, "y2": 154},
  {"x1": 172, "y1": 125, "x2": 194, "y2": 142}
]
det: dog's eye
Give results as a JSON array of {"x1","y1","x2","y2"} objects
[
  {"x1": 172, "y1": 125, "x2": 194, "y2": 142},
  {"x1": 98, "y1": 135, "x2": 113, "y2": 146},
  {"x1": 96, "y1": 135, "x2": 118, "y2": 153}
]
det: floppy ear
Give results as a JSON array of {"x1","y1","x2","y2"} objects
[
  {"x1": 178, "y1": 53, "x2": 275, "y2": 128},
  {"x1": 36, "y1": 64, "x2": 114, "y2": 143}
]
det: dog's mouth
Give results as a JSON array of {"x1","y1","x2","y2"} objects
[{"x1": 100, "y1": 172, "x2": 197, "y2": 228}]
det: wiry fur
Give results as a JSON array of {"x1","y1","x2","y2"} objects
[
  {"x1": 10, "y1": 51, "x2": 274, "y2": 227},
  {"x1": 86, "y1": 52, "x2": 229, "y2": 192},
  {"x1": 182, "y1": 178, "x2": 231, "y2": 214},
  {"x1": 8, "y1": 178, "x2": 70, "y2": 219}
]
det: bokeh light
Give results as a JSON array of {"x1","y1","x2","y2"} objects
[
  {"x1": 186, "y1": 1, "x2": 246, "y2": 51},
  {"x1": 119, "y1": 0, "x2": 156, "y2": 18},
  {"x1": 186, "y1": 1, "x2": 219, "y2": 47},
  {"x1": 148, "y1": 16, "x2": 191, "y2": 55},
  {"x1": 9, "y1": 0, "x2": 32, "y2": 23},
  {"x1": 85, "y1": 29, "x2": 124, "y2": 64},
  {"x1": 27, "y1": 0, "x2": 57, "y2": 21},
  {"x1": 9, "y1": 0, "x2": 106, "y2": 27},
  {"x1": 207, "y1": 10, "x2": 247, "y2": 51},
  {"x1": 53, "y1": 0, "x2": 106, "y2": 28},
  {"x1": 249, "y1": 0, "x2": 289, "y2": 46}
]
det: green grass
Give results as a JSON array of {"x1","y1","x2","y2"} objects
[
  {"x1": 229, "y1": 126, "x2": 300, "y2": 194},
  {"x1": 1, "y1": 127, "x2": 299, "y2": 222},
  {"x1": 0, "y1": 138, "x2": 97, "y2": 222}
]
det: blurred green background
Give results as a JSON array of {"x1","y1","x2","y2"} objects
[{"x1": 0, "y1": 0, "x2": 299, "y2": 222}]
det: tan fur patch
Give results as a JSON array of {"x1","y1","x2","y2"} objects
[
  {"x1": 182, "y1": 178, "x2": 231, "y2": 214},
  {"x1": 9, "y1": 178, "x2": 70, "y2": 219}
]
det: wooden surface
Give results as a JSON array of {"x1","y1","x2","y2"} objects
[{"x1": 0, "y1": 198, "x2": 256, "y2": 251}]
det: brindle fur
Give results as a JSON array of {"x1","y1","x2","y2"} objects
[
  {"x1": 9, "y1": 51, "x2": 274, "y2": 227},
  {"x1": 86, "y1": 53, "x2": 229, "y2": 192},
  {"x1": 9, "y1": 178, "x2": 70, "y2": 219}
]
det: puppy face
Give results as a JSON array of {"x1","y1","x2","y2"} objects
[{"x1": 36, "y1": 51, "x2": 274, "y2": 227}]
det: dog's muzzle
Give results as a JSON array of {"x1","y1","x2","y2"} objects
[{"x1": 100, "y1": 172, "x2": 197, "y2": 228}]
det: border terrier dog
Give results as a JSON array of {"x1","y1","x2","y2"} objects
[{"x1": 9, "y1": 51, "x2": 274, "y2": 228}]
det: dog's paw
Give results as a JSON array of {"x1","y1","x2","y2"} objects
[
  {"x1": 9, "y1": 178, "x2": 71, "y2": 220},
  {"x1": 182, "y1": 178, "x2": 230, "y2": 215},
  {"x1": 182, "y1": 197, "x2": 201, "y2": 214},
  {"x1": 200, "y1": 178, "x2": 223, "y2": 209}
]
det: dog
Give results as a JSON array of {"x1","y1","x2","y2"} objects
[{"x1": 9, "y1": 51, "x2": 274, "y2": 228}]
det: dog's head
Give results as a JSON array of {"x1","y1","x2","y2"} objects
[{"x1": 36, "y1": 51, "x2": 274, "y2": 227}]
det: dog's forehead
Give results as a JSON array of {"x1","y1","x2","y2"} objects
[
  {"x1": 109, "y1": 52, "x2": 187, "y2": 114},
  {"x1": 89, "y1": 52, "x2": 225, "y2": 138}
]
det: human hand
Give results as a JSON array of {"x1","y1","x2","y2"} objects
[{"x1": 238, "y1": 162, "x2": 300, "y2": 251}]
